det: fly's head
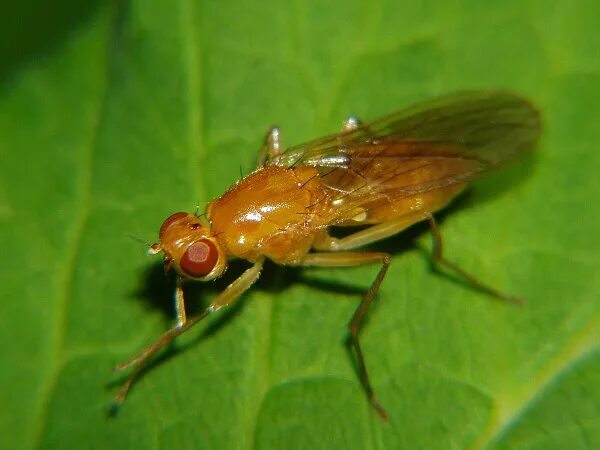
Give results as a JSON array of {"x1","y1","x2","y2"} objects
[{"x1": 149, "y1": 212, "x2": 227, "y2": 281}]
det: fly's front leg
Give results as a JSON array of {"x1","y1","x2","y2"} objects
[
  {"x1": 257, "y1": 126, "x2": 282, "y2": 168},
  {"x1": 112, "y1": 257, "x2": 265, "y2": 407},
  {"x1": 425, "y1": 214, "x2": 522, "y2": 304},
  {"x1": 297, "y1": 251, "x2": 391, "y2": 421},
  {"x1": 174, "y1": 276, "x2": 186, "y2": 327}
]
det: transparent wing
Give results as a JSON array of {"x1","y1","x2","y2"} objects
[
  {"x1": 270, "y1": 90, "x2": 540, "y2": 171},
  {"x1": 268, "y1": 91, "x2": 541, "y2": 223}
]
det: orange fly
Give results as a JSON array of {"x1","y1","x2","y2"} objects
[{"x1": 113, "y1": 91, "x2": 541, "y2": 419}]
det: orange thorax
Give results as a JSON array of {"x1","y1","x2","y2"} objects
[{"x1": 207, "y1": 166, "x2": 326, "y2": 264}]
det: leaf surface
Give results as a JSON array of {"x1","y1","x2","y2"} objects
[{"x1": 0, "y1": 1, "x2": 598, "y2": 449}]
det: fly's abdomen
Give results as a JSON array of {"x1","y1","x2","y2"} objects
[{"x1": 314, "y1": 142, "x2": 475, "y2": 226}]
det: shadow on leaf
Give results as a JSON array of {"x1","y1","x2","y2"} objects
[{"x1": 0, "y1": 0, "x2": 111, "y2": 89}]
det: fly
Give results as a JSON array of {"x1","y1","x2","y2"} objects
[{"x1": 113, "y1": 91, "x2": 541, "y2": 420}]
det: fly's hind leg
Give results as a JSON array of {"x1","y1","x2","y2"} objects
[
  {"x1": 342, "y1": 116, "x2": 362, "y2": 132},
  {"x1": 425, "y1": 213, "x2": 522, "y2": 304},
  {"x1": 257, "y1": 116, "x2": 363, "y2": 167},
  {"x1": 257, "y1": 126, "x2": 282, "y2": 168},
  {"x1": 297, "y1": 251, "x2": 391, "y2": 420},
  {"x1": 341, "y1": 115, "x2": 380, "y2": 134},
  {"x1": 315, "y1": 213, "x2": 522, "y2": 304},
  {"x1": 314, "y1": 212, "x2": 428, "y2": 251}
]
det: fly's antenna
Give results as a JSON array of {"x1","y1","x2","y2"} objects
[
  {"x1": 128, "y1": 234, "x2": 152, "y2": 247},
  {"x1": 128, "y1": 234, "x2": 160, "y2": 255}
]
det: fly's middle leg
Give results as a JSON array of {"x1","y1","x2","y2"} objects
[
  {"x1": 257, "y1": 126, "x2": 282, "y2": 168},
  {"x1": 298, "y1": 251, "x2": 391, "y2": 420}
]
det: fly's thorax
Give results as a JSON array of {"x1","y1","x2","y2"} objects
[
  {"x1": 157, "y1": 212, "x2": 227, "y2": 281},
  {"x1": 206, "y1": 165, "x2": 327, "y2": 263}
]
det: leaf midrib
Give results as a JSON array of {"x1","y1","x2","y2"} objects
[
  {"x1": 473, "y1": 316, "x2": 600, "y2": 449},
  {"x1": 30, "y1": 8, "x2": 115, "y2": 450}
]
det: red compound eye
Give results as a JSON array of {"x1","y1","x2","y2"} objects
[
  {"x1": 180, "y1": 239, "x2": 218, "y2": 278},
  {"x1": 159, "y1": 212, "x2": 188, "y2": 239}
]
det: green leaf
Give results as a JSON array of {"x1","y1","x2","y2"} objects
[{"x1": 1, "y1": 0, "x2": 598, "y2": 449}]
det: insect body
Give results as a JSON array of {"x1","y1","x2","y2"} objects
[{"x1": 114, "y1": 91, "x2": 541, "y2": 419}]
